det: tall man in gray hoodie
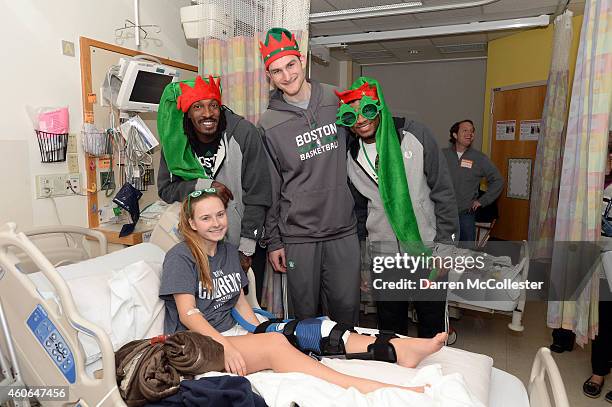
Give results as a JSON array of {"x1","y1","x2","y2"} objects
[{"x1": 258, "y1": 28, "x2": 360, "y2": 325}]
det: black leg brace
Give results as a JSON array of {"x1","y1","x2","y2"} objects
[
  {"x1": 345, "y1": 330, "x2": 398, "y2": 363},
  {"x1": 252, "y1": 318, "x2": 398, "y2": 363}
]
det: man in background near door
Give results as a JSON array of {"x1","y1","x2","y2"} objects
[
  {"x1": 442, "y1": 119, "x2": 503, "y2": 245},
  {"x1": 157, "y1": 75, "x2": 271, "y2": 276},
  {"x1": 257, "y1": 27, "x2": 360, "y2": 326},
  {"x1": 338, "y1": 77, "x2": 458, "y2": 338}
]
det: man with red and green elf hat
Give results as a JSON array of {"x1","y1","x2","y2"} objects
[
  {"x1": 337, "y1": 77, "x2": 459, "y2": 338},
  {"x1": 157, "y1": 75, "x2": 271, "y2": 274},
  {"x1": 258, "y1": 28, "x2": 361, "y2": 326}
]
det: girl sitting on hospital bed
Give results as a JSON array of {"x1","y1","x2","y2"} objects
[{"x1": 159, "y1": 188, "x2": 447, "y2": 394}]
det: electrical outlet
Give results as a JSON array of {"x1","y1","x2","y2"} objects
[
  {"x1": 66, "y1": 174, "x2": 81, "y2": 195},
  {"x1": 35, "y1": 173, "x2": 81, "y2": 198}
]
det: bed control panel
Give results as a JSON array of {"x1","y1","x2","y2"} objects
[{"x1": 27, "y1": 305, "x2": 76, "y2": 383}]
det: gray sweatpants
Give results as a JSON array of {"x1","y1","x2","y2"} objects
[{"x1": 284, "y1": 233, "x2": 360, "y2": 326}]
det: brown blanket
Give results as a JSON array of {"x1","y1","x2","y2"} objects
[{"x1": 115, "y1": 331, "x2": 225, "y2": 406}]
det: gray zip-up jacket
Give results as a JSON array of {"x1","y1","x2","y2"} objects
[
  {"x1": 258, "y1": 80, "x2": 357, "y2": 251},
  {"x1": 442, "y1": 146, "x2": 503, "y2": 213},
  {"x1": 348, "y1": 119, "x2": 458, "y2": 244},
  {"x1": 157, "y1": 108, "x2": 272, "y2": 255}
]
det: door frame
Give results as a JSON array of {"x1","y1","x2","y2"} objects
[{"x1": 487, "y1": 80, "x2": 547, "y2": 156}]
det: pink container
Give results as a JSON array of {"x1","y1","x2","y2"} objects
[{"x1": 38, "y1": 108, "x2": 69, "y2": 133}]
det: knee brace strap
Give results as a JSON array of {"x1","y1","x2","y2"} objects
[
  {"x1": 345, "y1": 330, "x2": 398, "y2": 363},
  {"x1": 320, "y1": 323, "x2": 355, "y2": 356}
]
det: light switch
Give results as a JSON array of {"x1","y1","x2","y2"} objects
[{"x1": 62, "y1": 40, "x2": 75, "y2": 57}]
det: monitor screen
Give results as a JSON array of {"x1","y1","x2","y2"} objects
[{"x1": 129, "y1": 71, "x2": 175, "y2": 104}]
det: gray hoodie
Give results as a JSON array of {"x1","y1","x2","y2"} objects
[
  {"x1": 348, "y1": 119, "x2": 458, "y2": 244},
  {"x1": 258, "y1": 80, "x2": 357, "y2": 251},
  {"x1": 157, "y1": 108, "x2": 271, "y2": 255}
]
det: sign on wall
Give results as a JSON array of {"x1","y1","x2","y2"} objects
[
  {"x1": 495, "y1": 120, "x2": 516, "y2": 141},
  {"x1": 519, "y1": 119, "x2": 541, "y2": 141}
]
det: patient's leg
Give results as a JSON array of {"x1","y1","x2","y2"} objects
[
  {"x1": 227, "y1": 332, "x2": 425, "y2": 394},
  {"x1": 345, "y1": 332, "x2": 447, "y2": 368}
]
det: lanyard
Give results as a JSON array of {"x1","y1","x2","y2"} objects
[{"x1": 360, "y1": 139, "x2": 377, "y2": 173}]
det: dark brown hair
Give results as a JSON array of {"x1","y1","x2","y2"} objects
[{"x1": 449, "y1": 119, "x2": 474, "y2": 144}]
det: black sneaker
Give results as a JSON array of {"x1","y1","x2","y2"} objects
[{"x1": 605, "y1": 390, "x2": 612, "y2": 404}]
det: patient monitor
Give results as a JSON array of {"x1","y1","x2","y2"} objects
[{"x1": 101, "y1": 57, "x2": 179, "y2": 113}]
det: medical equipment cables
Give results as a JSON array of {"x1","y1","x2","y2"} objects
[{"x1": 122, "y1": 121, "x2": 153, "y2": 189}]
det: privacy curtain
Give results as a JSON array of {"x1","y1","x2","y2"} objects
[
  {"x1": 528, "y1": 11, "x2": 574, "y2": 260},
  {"x1": 547, "y1": 0, "x2": 612, "y2": 345}
]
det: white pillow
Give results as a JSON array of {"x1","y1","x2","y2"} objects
[
  {"x1": 59, "y1": 260, "x2": 164, "y2": 364},
  {"x1": 108, "y1": 260, "x2": 165, "y2": 345}
]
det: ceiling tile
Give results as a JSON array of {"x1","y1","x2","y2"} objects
[
  {"x1": 329, "y1": 48, "x2": 352, "y2": 60},
  {"x1": 350, "y1": 14, "x2": 422, "y2": 31},
  {"x1": 389, "y1": 47, "x2": 441, "y2": 60},
  {"x1": 383, "y1": 37, "x2": 434, "y2": 48},
  {"x1": 354, "y1": 55, "x2": 399, "y2": 64},
  {"x1": 430, "y1": 33, "x2": 487, "y2": 45},
  {"x1": 347, "y1": 42, "x2": 388, "y2": 51},
  {"x1": 310, "y1": 0, "x2": 337, "y2": 13}
]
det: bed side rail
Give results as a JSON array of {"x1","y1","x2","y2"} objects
[
  {"x1": 528, "y1": 347, "x2": 569, "y2": 407},
  {"x1": 0, "y1": 223, "x2": 124, "y2": 406},
  {"x1": 23, "y1": 225, "x2": 108, "y2": 254},
  {"x1": 16, "y1": 226, "x2": 108, "y2": 272}
]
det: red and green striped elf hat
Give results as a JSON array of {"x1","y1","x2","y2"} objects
[{"x1": 259, "y1": 27, "x2": 301, "y2": 69}]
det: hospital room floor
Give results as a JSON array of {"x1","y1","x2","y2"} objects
[{"x1": 361, "y1": 301, "x2": 607, "y2": 407}]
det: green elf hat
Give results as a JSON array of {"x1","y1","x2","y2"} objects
[
  {"x1": 157, "y1": 77, "x2": 224, "y2": 181},
  {"x1": 259, "y1": 27, "x2": 301, "y2": 69}
]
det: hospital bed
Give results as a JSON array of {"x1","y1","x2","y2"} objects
[
  {"x1": 0, "y1": 222, "x2": 568, "y2": 407},
  {"x1": 447, "y1": 241, "x2": 531, "y2": 332}
]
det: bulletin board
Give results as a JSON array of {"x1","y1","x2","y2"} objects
[{"x1": 79, "y1": 37, "x2": 197, "y2": 244}]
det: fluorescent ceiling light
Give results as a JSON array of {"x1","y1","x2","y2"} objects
[
  {"x1": 310, "y1": 2, "x2": 423, "y2": 23},
  {"x1": 311, "y1": 15, "x2": 550, "y2": 46},
  {"x1": 309, "y1": 0, "x2": 501, "y2": 23}
]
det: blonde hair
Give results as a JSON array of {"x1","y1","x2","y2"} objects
[{"x1": 178, "y1": 191, "x2": 225, "y2": 292}]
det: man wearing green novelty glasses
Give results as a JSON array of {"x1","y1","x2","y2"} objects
[{"x1": 338, "y1": 77, "x2": 459, "y2": 339}]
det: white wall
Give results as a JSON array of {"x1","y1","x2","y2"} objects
[
  {"x1": 309, "y1": 56, "x2": 341, "y2": 87},
  {"x1": 362, "y1": 59, "x2": 486, "y2": 150},
  {"x1": 0, "y1": 1, "x2": 197, "y2": 229}
]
